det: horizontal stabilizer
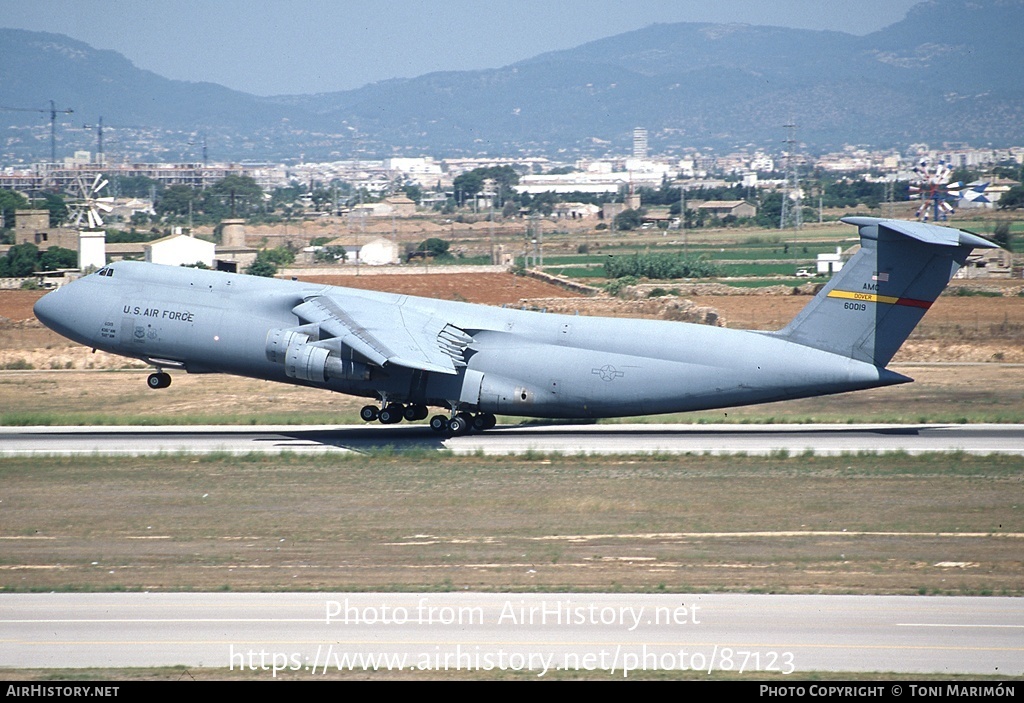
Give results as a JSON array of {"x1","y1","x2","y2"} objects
[{"x1": 841, "y1": 217, "x2": 998, "y2": 249}]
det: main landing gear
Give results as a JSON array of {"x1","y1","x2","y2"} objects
[
  {"x1": 147, "y1": 371, "x2": 171, "y2": 389},
  {"x1": 358, "y1": 402, "x2": 429, "y2": 425},
  {"x1": 428, "y1": 411, "x2": 496, "y2": 436},
  {"x1": 359, "y1": 400, "x2": 496, "y2": 435}
]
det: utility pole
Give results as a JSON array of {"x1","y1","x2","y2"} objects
[
  {"x1": 680, "y1": 184, "x2": 687, "y2": 257},
  {"x1": 484, "y1": 178, "x2": 496, "y2": 264}
]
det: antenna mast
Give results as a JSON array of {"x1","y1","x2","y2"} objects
[{"x1": 779, "y1": 122, "x2": 802, "y2": 231}]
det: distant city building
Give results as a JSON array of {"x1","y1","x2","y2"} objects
[
  {"x1": 380, "y1": 195, "x2": 417, "y2": 217},
  {"x1": 677, "y1": 159, "x2": 696, "y2": 178},
  {"x1": 517, "y1": 173, "x2": 629, "y2": 195},
  {"x1": 516, "y1": 166, "x2": 674, "y2": 194},
  {"x1": 582, "y1": 160, "x2": 614, "y2": 174},
  {"x1": 602, "y1": 193, "x2": 643, "y2": 222},
  {"x1": 0, "y1": 161, "x2": 284, "y2": 193},
  {"x1": 749, "y1": 153, "x2": 775, "y2": 172},
  {"x1": 384, "y1": 157, "x2": 443, "y2": 186},
  {"x1": 632, "y1": 127, "x2": 648, "y2": 159},
  {"x1": 61, "y1": 151, "x2": 92, "y2": 167},
  {"x1": 551, "y1": 202, "x2": 600, "y2": 220},
  {"x1": 348, "y1": 196, "x2": 417, "y2": 218},
  {"x1": 692, "y1": 200, "x2": 757, "y2": 219},
  {"x1": 107, "y1": 197, "x2": 156, "y2": 222},
  {"x1": 623, "y1": 158, "x2": 673, "y2": 177}
]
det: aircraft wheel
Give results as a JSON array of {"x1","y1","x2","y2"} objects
[
  {"x1": 448, "y1": 412, "x2": 473, "y2": 436},
  {"x1": 404, "y1": 404, "x2": 427, "y2": 422},
  {"x1": 147, "y1": 372, "x2": 171, "y2": 389},
  {"x1": 473, "y1": 412, "x2": 497, "y2": 431},
  {"x1": 429, "y1": 415, "x2": 449, "y2": 433},
  {"x1": 359, "y1": 405, "x2": 379, "y2": 422},
  {"x1": 379, "y1": 403, "x2": 404, "y2": 424}
]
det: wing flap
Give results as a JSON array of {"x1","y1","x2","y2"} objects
[{"x1": 292, "y1": 295, "x2": 468, "y2": 375}]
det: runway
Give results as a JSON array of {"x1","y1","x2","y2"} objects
[
  {"x1": 2, "y1": 593, "x2": 1020, "y2": 676},
  {"x1": 1, "y1": 423, "x2": 1023, "y2": 456}
]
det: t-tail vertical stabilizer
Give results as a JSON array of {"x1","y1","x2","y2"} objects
[{"x1": 775, "y1": 217, "x2": 998, "y2": 367}]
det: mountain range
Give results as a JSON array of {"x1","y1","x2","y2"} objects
[{"x1": 2, "y1": 0, "x2": 1022, "y2": 162}]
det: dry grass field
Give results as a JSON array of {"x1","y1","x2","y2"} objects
[{"x1": 1, "y1": 452, "x2": 1021, "y2": 595}]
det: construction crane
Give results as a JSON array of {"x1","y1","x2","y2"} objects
[
  {"x1": 81, "y1": 116, "x2": 106, "y2": 166},
  {"x1": 0, "y1": 100, "x2": 75, "y2": 163}
]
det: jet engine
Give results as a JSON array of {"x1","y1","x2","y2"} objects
[{"x1": 265, "y1": 328, "x2": 370, "y2": 383}]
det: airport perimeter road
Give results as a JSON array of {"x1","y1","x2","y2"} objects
[
  {"x1": 1, "y1": 423, "x2": 1023, "y2": 456},
  {"x1": 1, "y1": 593, "x2": 1021, "y2": 676}
]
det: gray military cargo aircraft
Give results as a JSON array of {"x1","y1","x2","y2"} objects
[{"x1": 33, "y1": 217, "x2": 996, "y2": 435}]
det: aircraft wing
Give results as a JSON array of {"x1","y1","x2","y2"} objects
[{"x1": 292, "y1": 295, "x2": 471, "y2": 375}]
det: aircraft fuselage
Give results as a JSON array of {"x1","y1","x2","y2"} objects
[{"x1": 33, "y1": 261, "x2": 905, "y2": 419}]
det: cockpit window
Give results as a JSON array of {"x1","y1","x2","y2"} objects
[{"x1": 96, "y1": 267, "x2": 113, "y2": 277}]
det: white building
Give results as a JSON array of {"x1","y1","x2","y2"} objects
[
  {"x1": 78, "y1": 231, "x2": 106, "y2": 271},
  {"x1": 384, "y1": 157, "x2": 443, "y2": 184},
  {"x1": 144, "y1": 234, "x2": 216, "y2": 268},
  {"x1": 324, "y1": 236, "x2": 399, "y2": 266},
  {"x1": 750, "y1": 153, "x2": 775, "y2": 172},
  {"x1": 677, "y1": 159, "x2": 696, "y2": 178},
  {"x1": 817, "y1": 247, "x2": 844, "y2": 275},
  {"x1": 516, "y1": 173, "x2": 629, "y2": 195}
]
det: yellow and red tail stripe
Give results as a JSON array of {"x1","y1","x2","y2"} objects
[{"x1": 827, "y1": 289, "x2": 933, "y2": 309}]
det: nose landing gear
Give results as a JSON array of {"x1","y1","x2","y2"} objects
[{"x1": 147, "y1": 372, "x2": 172, "y2": 389}]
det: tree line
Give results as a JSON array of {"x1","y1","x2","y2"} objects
[{"x1": 0, "y1": 243, "x2": 77, "y2": 277}]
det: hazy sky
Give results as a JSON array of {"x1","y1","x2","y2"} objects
[{"x1": 4, "y1": 0, "x2": 922, "y2": 96}]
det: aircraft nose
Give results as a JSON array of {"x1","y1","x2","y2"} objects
[
  {"x1": 33, "y1": 288, "x2": 59, "y2": 328},
  {"x1": 33, "y1": 285, "x2": 76, "y2": 338}
]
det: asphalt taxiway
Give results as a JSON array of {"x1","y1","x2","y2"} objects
[{"x1": 1, "y1": 423, "x2": 1023, "y2": 456}]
